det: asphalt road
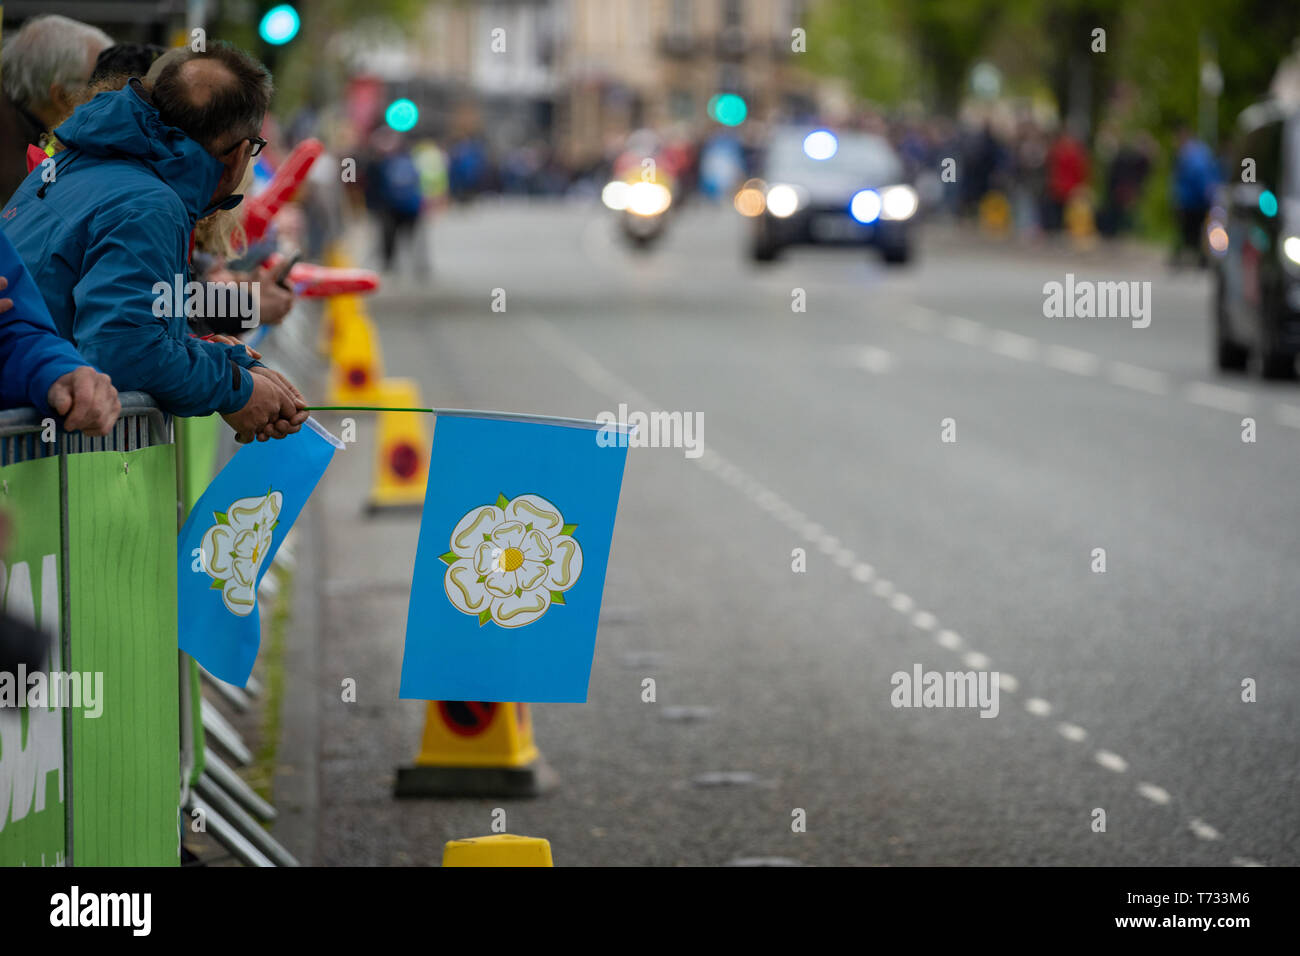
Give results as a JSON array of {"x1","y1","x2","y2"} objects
[{"x1": 279, "y1": 200, "x2": 1299, "y2": 866}]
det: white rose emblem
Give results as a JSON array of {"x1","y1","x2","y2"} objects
[
  {"x1": 440, "y1": 493, "x2": 583, "y2": 628},
  {"x1": 199, "y1": 490, "x2": 282, "y2": 616}
]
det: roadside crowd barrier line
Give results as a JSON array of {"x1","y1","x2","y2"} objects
[{"x1": 0, "y1": 394, "x2": 179, "y2": 866}]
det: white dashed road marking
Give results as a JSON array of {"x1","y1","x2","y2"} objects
[
  {"x1": 1189, "y1": 819, "x2": 1222, "y2": 841},
  {"x1": 1043, "y1": 344, "x2": 1101, "y2": 376},
  {"x1": 526, "y1": 315, "x2": 1243, "y2": 863},
  {"x1": 1057, "y1": 723, "x2": 1088, "y2": 742},
  {"x1": 1095, "y1": 750, "x2": 1129, "y2": 773},
  {"x1": 1107, "y1": 361, "x2": 1169, "y2": 396},
  {"x1": 1137, "y1": 782, "x2": 1171, "y2": 805},
  {"x1": 1183, "y1": 381, "x2": 1254, "y2": 415}
]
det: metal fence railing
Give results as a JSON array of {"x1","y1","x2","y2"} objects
[{"x1": 0, "y1": 391, "x2": 170, "y2": 464}]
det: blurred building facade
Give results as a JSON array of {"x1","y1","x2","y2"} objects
[{"x1": 367, "y1": 0, "x2": 827, "y2": 163}]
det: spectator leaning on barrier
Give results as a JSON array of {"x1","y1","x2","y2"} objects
[
  {"x1": 0, "y1": 231, "x2": 119, "y2": 435},
  {"x1": 0, "y1": 14, "x2": 112, "y2": 202},
  {"x1": 0, "y1": 42, "x2": 306, "y2": 443}
]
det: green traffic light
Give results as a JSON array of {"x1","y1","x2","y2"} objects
[
  {"x1": 386, "y1": 98, "x2": 419, "y2": 132},
  {"x1": 259, "y1": 4, "x2": 300, "y2": 45},
  {"x1": 708, "y1": 93, "x2": 747, "y2": 127}
]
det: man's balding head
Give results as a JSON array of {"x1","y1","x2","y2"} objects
[
  {"x1": 149, "y1": 42, "x2": 271, "y2": 157},
  {"x1": 147, "y1": 42, "x2": 272, "y2": 205}
]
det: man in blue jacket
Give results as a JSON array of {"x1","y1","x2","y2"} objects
[
  {"x1": 0, "y1": 231, "x2": 119, "y2": 434},
  {"x1": 0, "y1": 42, "x2": 305, "y2": 443}
]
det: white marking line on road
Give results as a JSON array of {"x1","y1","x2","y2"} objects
[
  {"x1": 945, "y1": 315, "x2": 986, "y2": 345},
  {"x1": 1189, "y1": 818, "x2": 1222, "y2": 841},
  {"x1": 1107, "y1": 362, "x2": 1169, "y2": 395},
  {"x1": 1184, "y1": 381, "x2": 1254, "y2": 415},
  {"x1": 834, "y1": 548, "x2": 856, "y2": 568},
  {"x1": 1043, "y1": 344, "x2": 1101, "y2": 376},
  {"x1": 1057, "y1": 722, "x2": 1088, "y2": 742},
  {"x1": 989, "y1": 330, "x2": 1040, "y2": 362},
  {"x1": 855, "y1": 346, "x2": 895, "y2": 374},
  {"x1": 1095, "y1": 750, "x2": 1129, "y2": 773},
  {"x1": 1137, "y1": 783, "x2": 1171, "y2": 806},
  {"x1": 1231, "y1": 856, "x2": 1265, "y2": 867},
  {"x1": 962, "y1": 651, "x2": 990, "y2": 669},
  {"x1": 817, "y1": 534, "x2": 840, "y2": 554},
  {"x1": 1275, "y1": 403, "x2": 1300, "y2": 430},
  {"x1": 524, "y1": 316, "x2": 1235, "y2": 861},
  {"x1": 999, "y1": 673, "x2": 1019, "y2": 693},
  {"x1": 889, "y1": 592, "x2": 914, "y2": 613}
]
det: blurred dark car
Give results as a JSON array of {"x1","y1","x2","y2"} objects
[
  {"x1": 750, "y1": 127, "x2": 918, "y2": 265},
  {"x1": 1211, "y1": 101, "x2": 1300, "y2": 378}
]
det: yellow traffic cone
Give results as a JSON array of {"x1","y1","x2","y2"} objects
[
  {"x1": 327, "y1": 305, "x2": 387, "y2": 404},
  {"x1": 395, "y1": 701, "x2": 548, "y2": 798},
  {"x1": 442, "y1": 835, "x2": 553, "y2": 867},
  {"x1": 364, "y1": 378, "x2": 430, "y2": 513}
]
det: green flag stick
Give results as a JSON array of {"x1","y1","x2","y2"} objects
[
  {"x1": 303, "y1": 405, "x2": 434, "y2": 413},
  {"x1": 304, "y1": 407, "x2": 623, "y2": 430}
]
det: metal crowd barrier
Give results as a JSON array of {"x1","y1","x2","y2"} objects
[{"x1": 0, "y1": 391, "x2": 169, "y2": 464}]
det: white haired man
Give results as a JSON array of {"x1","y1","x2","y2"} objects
[{"x1": 0, "y1": 14, "x2": 112, "y2": 200}]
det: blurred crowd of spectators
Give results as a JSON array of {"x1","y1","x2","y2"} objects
[{"x1": 0, "y1": 13, "x2": 308, "y2": 441}]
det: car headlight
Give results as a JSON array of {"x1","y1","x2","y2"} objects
[
  {"x1": 627, "y1": 181, "x2": 672, "y2": 217},
  {"x1": 850, "y1": 189, "x2": 881, "y2": 224},
  {"x1": 880, "y1": 185, "x2": 918, "y2": 221},
  {"x1": 766, "y1": 184, "x2": 800, "y2": 218},
  {"x1": 1283, "y1": 235, "x2": 1300, "y2": 266}
]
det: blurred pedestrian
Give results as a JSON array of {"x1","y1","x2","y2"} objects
[
  {"x1": 364, "y1": 130, "x2": 426, "y2": 275},
  {"x1": 1043, "y1": 127, "x2": 1090, "y2": 233},
  {"x1": 1171, "y1": 125, "x2": 1220, "y2": 268}
]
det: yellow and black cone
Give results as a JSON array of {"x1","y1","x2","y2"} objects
[
  {"x1": 442, "y1": 834, "x2": 553, "y2": 867},
  {"x1": 395, "y1": 701, "x2": 549, "y2": 798},
  {"x1": 365, "y1": 378, "x2": 430, "y2": 514},
  {"x1": 327, "y1": 303, "x2": 387, "y2": 405}
]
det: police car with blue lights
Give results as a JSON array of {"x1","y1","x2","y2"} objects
[{"x1": 742, "y1": 126, "x2": 917, "y2": 265}]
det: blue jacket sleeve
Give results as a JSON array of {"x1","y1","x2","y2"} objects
[
  {"x1": 69, "y1": 201, "x2": 254, "y2": 417},
  {"x1": 0, "y1": 231, "x2": 90, "y2": 415}
]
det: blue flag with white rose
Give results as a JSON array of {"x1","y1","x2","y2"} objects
[
  {"x1": 178, "y1": 419, "x2": 343, "y2": 686},
  {"x1": 399, "y1": 411, "x2": 633, "y2": 702}
]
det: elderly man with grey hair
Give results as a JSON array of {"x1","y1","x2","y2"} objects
[{"x1": 0, "y1": 14, "x2": 112, "y2": 200}]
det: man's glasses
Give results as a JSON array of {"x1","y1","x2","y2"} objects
[{"x1": 224, "y1": 135, "x2": 267, "y2": 158}]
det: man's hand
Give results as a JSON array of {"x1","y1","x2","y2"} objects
[
  {"x1": 46, "y1": 366, "x2": 120, "y2": 436},
  {"x1": 249, "y1": 366, "x2": 308, "y2": 441},
  {"x1": 221, "y1": 367, "x2": 307, "y2": 443},
  {"x1": 206, "y1": 333, "x2": 261, "y2": 360},
  {"x1": 250, "y1": 266, "x2": 295, "y2": 326},
  {"x1": 0, "y1": 274, "x2": 13, "y2": 314}
]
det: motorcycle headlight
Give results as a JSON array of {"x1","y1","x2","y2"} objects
[
  {"x1": 602, "y1": 181, "x2": 630, "y2": 211},
  {"x1": 627, "y1": 181, "x2": 672, "y2": 217}
]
